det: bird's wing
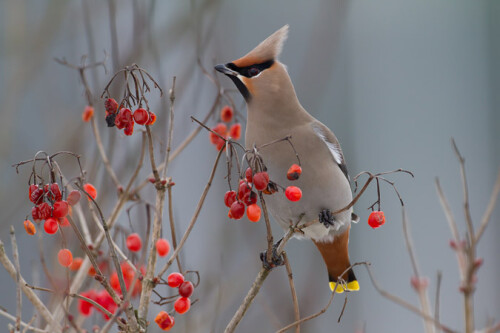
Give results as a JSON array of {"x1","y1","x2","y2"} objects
[{"x1": 311, "y1": 121, "x2": 349, "y2": 180}]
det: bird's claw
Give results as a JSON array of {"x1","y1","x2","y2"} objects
[
  {"x1": 319, "y1": 209, "x2": 336, "y2": 228},
  {"x1": 260, "y1": 241, "x2": 284, "y2": 270}
]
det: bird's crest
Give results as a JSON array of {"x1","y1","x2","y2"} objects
[{"x1": 233, "y1": 25, "x2": 289, "y2": 68}]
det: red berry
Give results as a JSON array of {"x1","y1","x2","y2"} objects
[
  {"x1": 105, "y1": 98, "x2": 119, "y2": 114},
  {"x1": 70, "y1": 257, "x2": 83, "y2": 271},
  {"x1": 220, "y1": 105, "x2": 234, "y2": 122},
  {"x1": 155, "y1": 311, "x2": 175, "y2": 330},
  {"x1": 229, "y1": 123, "x2": 242, "y2": 140},
  {"x1": 67, "y1": 190, "x2": 81, "y2": 206},
  {"x1": 44, "y1": 218, "x2": 59, "y2": 234},
  {"x1": 126, "y1": 233, "x2": 142, "y2": 252},
  {"x1": 23, "y1": 220, "x2": 36, "y2": 235},
  {"x1": 47, "y1": 183, "x2": 62, "y2": 201},
  {"x1": 285, "y1": 186, "x2": 302, "y2": 202},
  {"x1": 287, "y1": 164, "x2": 302, "y2": 181},
  {"x1": 58, "y1": 249, "x2": 73, "y2": 267},
  {"x1": 110, "y1": 271, "x2": 120, "y2": 291},
  {"x1": 243, "y1": 191, "x2": 257, "y2": 206},
  {"x1": 53, "y1": 200, "x2": 69, "y2": 218},
  {"x1": 209, "y1": 123, "x2": 227, "y2": 147},
  {"x1": 146, "y1": 111, "x2": 157, "y2": 125},
  {"x1": 368, "y1": 211, "x2": 385, "y2": 229},
  {"x1": 83, "y1": 183, "x2": 97, "y2": 200},
  {"x1": 28, "y1": 184, "x2": 37, "y2": 201},
  {"x1": 79, "y1": 290, "x2": 97, "y2": 316},
  {"x1": 174, "y1": 297, "x2": 191, "y2": 314},
  {"x1": 253, "y1": 172, "x2": 269, "y2": 191},
  {"x1": 156, "y1": 238, "x2": 170, "y2": 257},
  {"x1": 246, "y1": 204, "x2": 261, "y2": 222},
  {"x1": 230, "y1": 201, "x2": 245, "y2": 219},
  {"x1": 224, "y1": 191, "x2": 237, "y2": 208},
  {"x1": 167, "y1": 272, "x2": 184, "y2": 288},
  {"x1": 31, "y1": 206, "x2": 42, "y2": 223},
  {"x1": 30, "y1": 187, "x2": 44, "y2": 204},
  {"x1": 238, "y1": 181, "x2": 251, "y2": 200},
  {"x1": 133, "y1": 108, "x2": 149, "y2": 125},
  {"x1": 115, "y1": 108, "x2": 133, "y2": 129},
  {"x1": 178, "y1": 281, "x2": 194, "y2": 298},
  {"x1": 38, "y1": 202, "x2": 52, "y2": 220},
  {"x1": 124, "y1": 122, "x2": 134, "y2": 136},
  {"x1": 95, "y1": 289, "x2": 116, "y2": 320},
  {"x1": 82, "y1": 106, "x2": 94, "y2": 122},
  {"x1": 245, "y1": 167, "x2": 253, "y2": 183}
]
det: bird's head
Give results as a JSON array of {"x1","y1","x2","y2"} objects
[{"x1": 215, "y1": 25, "x2": 296, "y2": 107}]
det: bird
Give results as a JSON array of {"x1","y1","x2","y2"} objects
[{"x1": 215, "y1": 25, "x2": 359, "y2": 293}]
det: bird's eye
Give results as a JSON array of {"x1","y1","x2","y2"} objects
[{"x1": 248, "y1": 67, "x2": 260, "y2": 77}]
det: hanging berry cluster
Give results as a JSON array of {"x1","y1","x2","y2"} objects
[
  {"x1": 209, "y1": 105, "x2": 242, "y2": 150},
  {"x1": 153, "y1": 271, "x2": 197, "y2": 331},
  {"x1": 100, "y1": 63, "x2": 163, "y2": 136},
  {"x1": 222, "y1": 139, "x2": 303, "y2": 223}
]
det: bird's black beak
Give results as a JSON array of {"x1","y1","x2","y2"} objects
[{"x1": 215, "y1": 64, "x2": 239, "y2": 76}]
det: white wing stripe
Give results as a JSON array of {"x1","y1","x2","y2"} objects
[{"x1": 312, "y1": 125, "x2": 343, "y2": 165}]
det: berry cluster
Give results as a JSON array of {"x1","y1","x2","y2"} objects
[
  {"x1": 27, "y1": 182, "x2": 85, "y2": 236},
  {"x1": 225, "y1": 163, "x2": 303, "y2": 222},
  {"x1": 104, "y1": 98, "x2": 157, "y2": 136},
  {"x1": 79, "y1": 289, "x2": 116, "y2": 320},
  {"x1": 155, "y1": 272, "x2": 195, "y2": 331},
  {"x1": 209, "y1": 106, "x2": 242, "y2": 150},
  {"x1": 110, "y1": 262, "x2": 145, "y2": 297}
]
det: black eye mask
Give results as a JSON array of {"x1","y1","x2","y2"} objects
[{"x1": 226, "y1": 59, "x2": 274, "y2": 78}]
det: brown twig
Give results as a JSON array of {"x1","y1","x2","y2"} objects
[
  {"x1": 475, "y1": 167, "x2": 500, "y2": 243},
  {"x1": 435, "y1": 271, "x2": 442, "y2": 332},
  {"x1": 0, "y1": 309, "x2": 44, "y2": 333},
  {"x1": 282, "y1": 252, "x2": 300, "y2": 333},
  {"x1": 276, "y1": 262, "x2": 366, "y2": 333},
  {"x1": 167, "y1": 185, "x2": 182, "y2": 273},
  {"x1": 259, "y1": 192, "x2": 274, "y2": 266},
  {"x1": 0, "y1": 240, "x2": 61, "y2": 331},
  {"x1": 363, "y1": 263, "x2": 456, "y2": 333},
  {"x1": 10, "y1": 227, "x2": 22, "y2": 333}
]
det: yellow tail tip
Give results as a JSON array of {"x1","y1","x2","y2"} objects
[
  {"x1": 347, "y1": 280, "x2": 360, "y2": 291},
  {"x1": 329, "y1": 280, "x2": 360, "y2": 293}
]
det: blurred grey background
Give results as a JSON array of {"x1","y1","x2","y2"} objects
[{"x1": 0, "y1": 0, "x2": 499, "y2": 332}]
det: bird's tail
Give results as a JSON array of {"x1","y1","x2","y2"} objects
[{"x1": 313, "y1": 227, "x2": 360, "y2": 294}]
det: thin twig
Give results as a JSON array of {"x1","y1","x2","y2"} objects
[
  {"x1": 363, "y1": 263, "x2": 456, "y2": 333},
  {"x1": 276, "y1": 263, "x2": 366, "y2": 333},
  {"x1": 10, "y1": 226, "x2": 22, "y2": 333},
  {"x1": 167, "y1": 185, "x2": 182, "y2": 273},
  {"x1": 435, "y1": 271, "x2": 442, "y2": 332},
  {"x1": 402, "y1": 208, "x2": 435, "y2": 333},
  {"x1": 158, "y1": 147, "x2": 224, "y2": 277},
  {"x1": 0, "y1": 240, "x2": 61, "y2": 331},
  {"x1": 475, "y1": 168, "x2": 500, "y2": 243},
  {"x1": 282, "y1": 252, "x2": 300, "y2": 333},
  {"x1": 0, "y1": 309, "x2": 45, "y2": 333},
  {"x1": 161, "y1": 76, "x2": 176, "y2": 179}
]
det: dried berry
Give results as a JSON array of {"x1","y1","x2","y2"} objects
[
  {"x1": 220, "y1": 105, "x2": 233, "y2": 122},
  {"x1": 286, "y1": 164, "x2": 302, "y2": 181},
  {"x1": 23, "y1": 220, "x2": 36, "y2": 235},
  {"x1": 82, "y1": 106, "x2": 94, "y2": 122},
  {"x1": 253, "y1": 172, "x2": 269, "y2": 191},
  {"x1": 224, "y1": 190, "x2": 237, "y2": 208}
]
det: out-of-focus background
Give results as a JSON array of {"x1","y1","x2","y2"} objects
[{"x1": 0, "y1": 0, "x2": 499, "y2": 332}]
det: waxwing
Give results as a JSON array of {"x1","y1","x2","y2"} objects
[{"x1": 215, "y1": 25, "x2": 359, "y2": 293}]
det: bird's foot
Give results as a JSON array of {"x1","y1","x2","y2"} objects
[
  {"x1": 319, "y1": 209, "x2": 337, "y2": 229},
  {"x1": 260, "y1": 240, "x2": 284, "y2": 270}
]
